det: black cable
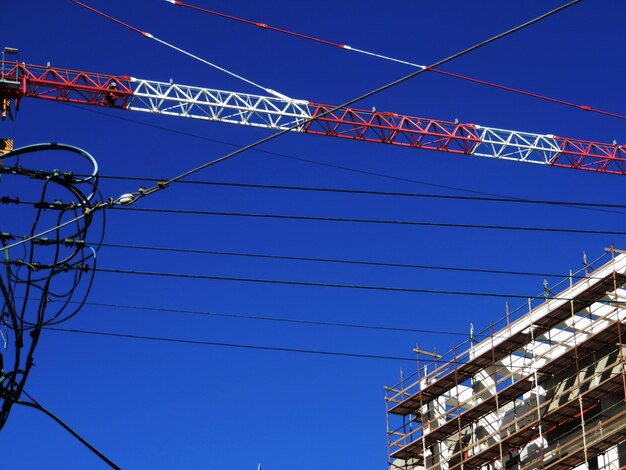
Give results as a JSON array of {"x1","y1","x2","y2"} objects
[
  {"x1": 44, "y1": 327, "x2": 416, "y2": 362},
  {"x1": 98, "y1": 241, "x2": 602, "y2": 280},
  {"x1": 11, "y1": 199, "x2": 626, "y2": 236},
  {"x1": 15, "y1": 391, "x2": 120, "y2": 470},
  {"x1": 129, "y1": 0, "x2": 583, "y2": 201},
  {"x1": 43, "y1": 326, "x2": 622, "y2": 374},
  {"x1": 120, "y1": 206, "x2": 626, "y2": 236},
  {"x1": 3, "y1": 230, "x2": 613, "y2": 282},
  {"x1": 92, "y1": 266, "x2": 619, "y2": 303},
  {"x1": 90, "y1": 174, "x2": 626, "y2": 214},
  {"x1": 72, "y1": 299, "x2": 471, "y2": 336},
  {"x1": 0, "y1": 143, "x2": 103, "y2": 431}
]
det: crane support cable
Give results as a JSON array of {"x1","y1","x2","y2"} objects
[
  {"x1": 166, "y1": 0, "x2": 625, "y2": 121},
  {"x1": 68, "y1": 0, "x2": 293, "y2": 100},
  {"x1": 129, "y1": 0, "x2": 587, "y2": 202},
  {"x1": 0, "y1": 0, "x2": 586, "y2": 214}
]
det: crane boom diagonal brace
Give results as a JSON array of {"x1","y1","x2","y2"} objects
[{"x1": 2, "y1": 61, "x2": 625, "y2": 175}]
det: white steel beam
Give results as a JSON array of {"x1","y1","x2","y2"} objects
[{"x1": 128, "y1": 78, "x2": 312, "y2": 130}]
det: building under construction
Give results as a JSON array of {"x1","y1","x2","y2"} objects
[{"x1": 386, "y1": 251, "x2": 626, "y2": 470}]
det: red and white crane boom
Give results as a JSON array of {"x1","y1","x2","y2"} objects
[{"x1": 2, "y1": 60, "x2": 625, "y2": 175}]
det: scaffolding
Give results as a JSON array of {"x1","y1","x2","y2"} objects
[{"x1": 386, "y1": 250, "x2": 626, "y2": 470}]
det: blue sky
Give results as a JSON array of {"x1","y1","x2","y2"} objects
[{"x1": 2, "y1": 1, "x2": 626, "y2": 468}]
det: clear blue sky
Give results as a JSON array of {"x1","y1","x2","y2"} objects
[{"x1": 2, "y1": 1, "x2": 626, "y2": 468}]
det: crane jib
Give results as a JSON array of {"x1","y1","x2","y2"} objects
[{"x1": 1, "y1": 60, "x2": 625, "y2": 175}]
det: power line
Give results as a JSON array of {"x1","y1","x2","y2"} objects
[
  {"x1": 92, "y1": 175, "x2": 626, "y2": 213},
  {"x1": 1, "y1": 230, "x2": 607, "y2": 282},
  {"x1": 91, "y1": 266, "x2": 614, "y2": 303},
  {"x1": 72, "y1": 299, "x2": 471, "y2": 336},
  {"x1": 15, "y1": 391, "x2": 120, "y2": 470},
  {"x1": 44, "y1": 327, "x2": 417, "y2": 362},
  {"x1": 119, "y1": 206, "x2": 626, "y2": 236},
  {"x1": 16, "y1": 199, "x2": 625, "y2": 235},
  {"x1": 43, "y1": 326, "x2": 619, "y2": 374},
  {"x1": 99, "y1": 242, "x2": 594, "y2": 280}
]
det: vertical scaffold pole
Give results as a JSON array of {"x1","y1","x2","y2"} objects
[
  {"x1": 529, "y1": 297, "x2": 545, "y2": 458},
  {"x1": 416, "y1": 348, "x2": 429, "y2": 470},
  {"x1": 489, "y1": 321, "x2": 504, "y2": 469},
  {"x1": 609, "y1": 249, "x2": 626, "y2": 404},
  {"x1": 570, "y1": 270, "x2": 590, "y2": 465},
  {"x1": 452, "y1": 344, "x2": 463, "y2": 470},
  {"x1": 385, "y1": 385, "x2": 393, "y2": 469}
]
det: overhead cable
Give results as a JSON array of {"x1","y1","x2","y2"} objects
[
  {"x1": 45, "y1": 327, "x2": 417, "y2": 362},
  {"x1": 70, "y1": 299, "x2": 471, "y2": 335},
  {"x1": 119, "y1": 206, "x2": 624, "y2": 236},
  {"x1": 85, "y1": 174, "x2": 626, "y2": 213},
  {"x1": 99, "y1": 242, "x2": 600, "y2": 280},
  {"x1": 90, "y1": 266, "x2": 619, "y2": 303},
  {"x1": 44, "y1": 326, "x2": 618, "y2": 373},
  {"x1": 16, "y1": 390, "x2": 120, "y2": 470}
]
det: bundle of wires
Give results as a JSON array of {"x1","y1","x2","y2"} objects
[{"x1": 0, "y1": 143, "x2": 104, "y2": 430}]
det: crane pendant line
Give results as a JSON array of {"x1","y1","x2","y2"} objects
[{"x1": 1, "y1": 61, "x2": 625, "y2": 175}]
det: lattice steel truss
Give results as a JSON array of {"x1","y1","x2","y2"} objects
[{"x1": 2, "y1": 61, "x2": 626, "y2": 175}]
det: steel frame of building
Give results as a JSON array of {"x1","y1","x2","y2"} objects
[{"x1": 386, "y1": 251, "x2": 626, "y2": 470}]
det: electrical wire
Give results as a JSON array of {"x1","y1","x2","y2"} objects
[
  {"x1": 43, "y1": 323, "x2": 626, "y2": 371},
  {"x1": 69, "y1": 299, "x2": 471, "y2": 335},
  {"x1": 167, "y1": 0, "x2": 624, "y2": 121},
  {"x1": 119, "y1": 206, "x2": 626, "y2": 236},
  {"x1": 44, "y1": 326, "x2": 417, "y2": 362},
  {"x1": 97, "y1": 242, "x2": 591, "y2": 279},
  {"x1": 82, "y1": 174, "x2": 626, "y2": 214},
  {"x1": 0, "y1": 143, "x2": 104, "y2": 432},
  {"x1": 101, "y1": 297, "x2": 621, "y2": 359},
  {"x1": 12, "y1": 197, "x2": 624, "y2": 236},
  {"x1": 0, "y1": 214, "x2": 88, "y2": 254},
  {"x1": 1, "y1": 227, "x2": 613, "y2": 286},
  {"x1": 15, "y1": 390, "x2": 120, "y2": 470},
  {"x1": 86, "y1": 266, "x2": 625, "y2": 304}
]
